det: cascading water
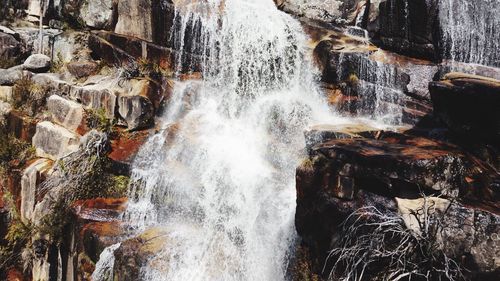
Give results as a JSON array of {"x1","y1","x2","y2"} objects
[
  {"x1": 111, "y1": 1, "x2": 354, "y2": 280},
  {"x1": 439, "y1": 0, "x2": 500, "y2": 68}
]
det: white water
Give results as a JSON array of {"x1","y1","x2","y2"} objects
[
  {"x1": 93, "y1": 1, "x2": 386, "y2": 280},
  {"x1": 440, "y1": 0, "x2": 500, "y2": 68}
]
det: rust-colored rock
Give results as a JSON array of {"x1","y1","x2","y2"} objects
[{"x1": 72, "y1": 197, "x2": 128, "y2": 222}]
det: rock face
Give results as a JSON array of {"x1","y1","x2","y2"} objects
[
  {"x1": 20, "y1": 159, "x2": 52, "y2": 223},
  {"x1": 79, "y1": 0, "x2": 115, "y2": 29},
  {"x1": 296, "y1": 127, "x2": 500, "y2": 278},
  {"x1": 23, "y1": 54, "x2": 51, "y2": 73},
  {"x1": 47, "y1": 95, "x2": 85, "y2": 133},
  {"x1": 117, "y1": 79, "x2": 155, "y2": 130},
  {"x1": 0, "y1": 30, "x2": 23, "y2": 64},
  {"x1": 280, "y1": 0, "x2": 363, "y2": 24},
  {"x1": 377, "y1": 0, "x2": 439, "y2": 60},
  {"x1": 70, "y1": 85, "x2": 117, "y2": 118},
  {"x1": 32, "y1": 121, "x2": 80, "y2": 160},
  {"x1": 114, "y1": 0, "x2": 153, "y2": 42},
  {"x1": 430, "y1": 73, "x2": 500, "y2": 143},
  {"x1": 0, "y1": 66, "x2": 27, "y2": 86}
]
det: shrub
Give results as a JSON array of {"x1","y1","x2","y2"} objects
[
  {"x1": 0, "y1": 131, "x2": 36, "y2": 171},
  {"x1": 12, "y1": 76, "x2": 50, "y2": 116},
  {"x1": 326, "y1": 204, "x2": 465, "y2": 281},
  {"x1": 85, "y1": 108, "x2": 118, "y2": 138}
]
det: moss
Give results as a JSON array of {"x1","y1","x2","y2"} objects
[{"x1": 122, "y1": 58, "x2": 173, "y2": 80}]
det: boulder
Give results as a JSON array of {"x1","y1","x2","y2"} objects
[
  {"x1": 66, "y1": 61, "x2": 99, "y2": 78},
  {"x1": 32, "y1": 121, "x2": 80, "y2": 160},
  {"x1": 47, "y1": 95, "x2": 85, "y2": 133},
  {"x1": 429, "y1": 73, "x2": 500, "y2": 142},
  {"x1": 117, "y1": 79, "x2": 155, "y2": 130},
  {"x1": 20, "y1": 159, "x2": 53, "y2": 223},
  {"x1": 79, "y1": 0, "x2": 115, "y2": 29},
  {"x1": 23, "y1": 54, "x2": 51, "y2": 73}
]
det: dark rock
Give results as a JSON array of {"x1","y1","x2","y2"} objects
[
  {"x1": 299, "y1": 131, "x2": 498, "y2": 206},
  {"x1": 376, "y1": 0, "x2": 439, "y2": 60},
  {"x1": 0, "y1": 30, "x2": 23, "y2": 65},
  {"x1": 430, "y1": 73, "x2": 500, "y2": 143},
  {"x1": 66, "y1": 61, "x2": 99, "y2": 78}
]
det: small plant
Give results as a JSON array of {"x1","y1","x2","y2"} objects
[
  {"x1": 121, "y1": 58, "x2": 172, "y2": 80},
  {"x1": 12, "y1": 76, "x2": 50, "y2": 116},
  {"x1": 49, "y1": 52, "x2": 65, "y2": 73},
  {"x1": 86, "y1": 108, "x2": 118, "y2": 138},
  {"x1": 0, "y1": 131, "x2": 36, "y2": 171},
  {"x1": 326, "y1": 203, "x2": 465, "y2": 281},
  {"x1": 0, "y1": 191, "x2": 34, "y2": 271}
]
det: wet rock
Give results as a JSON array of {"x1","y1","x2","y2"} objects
[
  {"x1": 113, "y1": 227, "x2": 170, "y2": 281},
  {"x1": 66, "y1": 61, "x2": 99, "y2": 78},
  {"x1": 72, "y1": 198, "x2": 127, "y2": 222},
  {"x1": 47, "y1": 95, "x2": 85, "y2": 133},
  {"x1": 430, "y1": 72, "x2": 500, "y2": 143},
  {"x1": 23, "y1": 54, "x2": 51, "y2": 73},
  {"x1": 80, "y1": 221, "x2": 124, "y2": 263},
  {"x1": 305, "y1": 123, "x2": 384, "y2": 151},
  {"x1": 117, "y1": 79, "x2": 155, "y2": 130},
  {"x1": 298, "y1": 132, "x2": 492, "y2": 201},
  {"x1": 281, "y1": 0, "x2": 363, "y2": 24},
  {"x1": 377, "y1": 0, "x2": 439, "y2": 60},
  {"x1": 79, "y1": 0, "x2": 115, "y2": 29},
  {"x1": 32, "y1": 121, "x2": 80, "y2": 160},
  {"x1": 109, "y1": 130, "x2": 151, "y2": 174},
  {"x1": 20, "y1": 159, "x2": 53, "y2": 223}
]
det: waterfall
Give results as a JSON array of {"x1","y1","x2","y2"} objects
[
  {"x1": 439, "y1": 0, "x2": 500, "y2": 67},
  {"x1": 121, "y1": 1, "x2": 346, "y2": 280}
]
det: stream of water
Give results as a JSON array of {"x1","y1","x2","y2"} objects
[{"x1": 114, "y1": 1, "x2": 352, "y2": 280}]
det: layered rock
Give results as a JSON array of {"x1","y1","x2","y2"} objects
[
  {"x1": 20, "y1": 158, "x2": 52, "y2": 222},
  {"x1": 117, "y1": 79, "x2": 155, "y2": 130},
  {"x1": 47, "y1": 95, "x2": 85, "y2": 133},
  {"x1": 32, "y1": 121, "x2": 80, "y2": 160},
  {"x1": 296, "y1": 127, "x2": 500, "y2": 278},
  {"x1": 377, "y1": 0, "x2": 439, "y2": 60}
]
